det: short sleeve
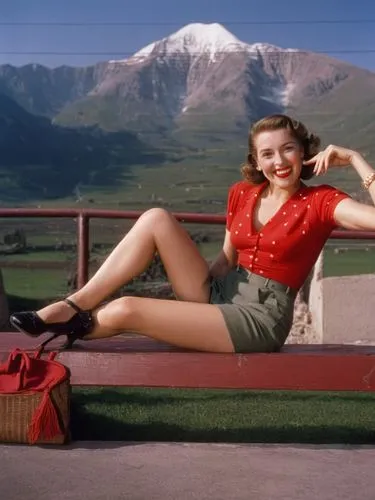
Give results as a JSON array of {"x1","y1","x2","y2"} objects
[
  {"x1": 226, "y1": 184, "x2": 237, "y2": 230},
  {"x1": 226, "y1": 182, "x2": 247, "y2": 230},
  {"x1": 314, "y1": 185, "x2": 350, "y2": 228}
]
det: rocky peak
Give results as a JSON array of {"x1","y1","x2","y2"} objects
[{"x1": 110, "y1": 22, "x2": 295, "y2": 66}]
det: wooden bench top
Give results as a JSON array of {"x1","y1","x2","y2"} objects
[{"x1": 1, "y1": 332, "x2": 375, "y2": 391}]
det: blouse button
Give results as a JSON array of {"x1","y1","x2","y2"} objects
[
  {"x1": 272, "y1": 241, "x2": 276, "y2": 245},
  {"x1": 259, "y1": 270, "x2": 264, "y2": 275}
]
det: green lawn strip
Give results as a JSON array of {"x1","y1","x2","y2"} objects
[
  {"x1": 324, "y1": 247, "x2": 375, "y2": 277},
  {"x1": 71, "y1": 388, "x2": 375, "y2": 444},
  {"x1": 3, "y1": 268, "x2": 69, "y2": 301}
]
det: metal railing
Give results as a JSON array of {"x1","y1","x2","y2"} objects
[{"x1": 1, "y1": 207, "x2": 375, "y2": 289}]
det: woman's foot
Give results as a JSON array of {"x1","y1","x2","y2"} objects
[
  {"x1": 36, "y1": 300, "x2": 78, "y2": 324},
  {"x1": 9, "y1": 298, "x2": 94, "y2": 341}
]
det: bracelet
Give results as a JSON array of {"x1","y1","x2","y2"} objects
[{"x1": 362, "y1": 172, "x2": 375, "y2": 190}]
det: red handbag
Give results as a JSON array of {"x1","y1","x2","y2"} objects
[{"x1": 0, "y1": 348, "x2": 71, "y2": 444}]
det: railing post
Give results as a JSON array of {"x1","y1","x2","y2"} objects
[{"x1": 77, "y1": 214, "x2": 89, "y2": 289}]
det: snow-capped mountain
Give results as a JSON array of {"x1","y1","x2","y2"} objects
[
  {"x1": 111, "y1": 23, "x2": 296, "y2": 65},
  {"x1": 1, "y1": 22, "x2": 375, "y2": 151}
]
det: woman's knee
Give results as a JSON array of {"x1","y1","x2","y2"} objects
[
  {"x1": 97, "y1": 296, "x2": 142, "y2": 329},
  {"x1": 139, "y1": 207, "x2": 173, "y2": 226}
]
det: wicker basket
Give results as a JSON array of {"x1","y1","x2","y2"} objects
[{"x1": 0, "y1": 379, "x2": 71, "y2": 444}]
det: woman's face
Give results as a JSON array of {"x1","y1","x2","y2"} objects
[{"x1": 254, "y1": 128, "x2": 304, "y2": 189}]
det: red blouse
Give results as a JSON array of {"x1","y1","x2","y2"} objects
[{"x1": 226, "y1": 180, "x2": 350, "y2": 290}]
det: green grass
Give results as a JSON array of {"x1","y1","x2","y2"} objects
[
  {"x1": 324, "y1": 246, "x2": 375, "y2": 277},
  {"x1": 71, "y1": 387, "x2": 375, "y2": 444},
  {"x1": 2, "y1": 268, "x2": 69, "y2": 301},
  {"x1": 0, "y1": 250, "x2": 69, "y2": 263}
]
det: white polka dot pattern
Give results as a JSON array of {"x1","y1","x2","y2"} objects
[{"x1": 226, "y1": 181, "x2": 350, "y2": 289}]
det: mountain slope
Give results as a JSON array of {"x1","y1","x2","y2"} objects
[
  {"x1": 0, "y1": 94, "x2": 165, "y2": 202},
  {"x1": 1, "y1": 22, "x2": 375, "y2": 165},
  {"x1": 50, "y1": 23, "x2": 375, "y2": 154},
  {"x1": 0, "y1": 62, "x2": 105, "y2": 117}
]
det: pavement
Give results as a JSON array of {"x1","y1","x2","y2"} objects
[{"x1": 1, "y1": 441, "x2": 375, "y2": 499}]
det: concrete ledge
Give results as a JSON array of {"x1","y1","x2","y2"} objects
[{"x1": 322, "y1": 274, "x2": 375, "y2": 344}]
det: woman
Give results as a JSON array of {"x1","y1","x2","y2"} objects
[{"x1": 9, "y1": 114, "x2": 375, "y2": 353}]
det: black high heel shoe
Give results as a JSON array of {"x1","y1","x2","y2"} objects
[{"x1": 9, "y1": 298, "x2": 94, "y2": 350}]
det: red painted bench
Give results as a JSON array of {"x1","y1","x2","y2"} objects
[{"x1": 1, "y1": 332, "x2": 375, "y2": 392}]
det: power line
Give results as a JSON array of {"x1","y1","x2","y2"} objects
[
  {"x1": 1, "y1": 49, "x2": 375, "y2": 55},
  {"x1": 1, "y1": 19, "x2": 375, "y2": 26}
]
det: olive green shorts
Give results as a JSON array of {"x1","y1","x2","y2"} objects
[{"x1": 210, "y1": 266, "x2": 297, "y2": 353}]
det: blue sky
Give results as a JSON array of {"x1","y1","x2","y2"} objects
[{"x1": 1, "y1": 0, "x2": 375, "y2": 70}]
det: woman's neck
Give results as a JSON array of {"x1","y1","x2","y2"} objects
[{"x1": 265, "y1": 181, "x2": 301, "y2": 202}]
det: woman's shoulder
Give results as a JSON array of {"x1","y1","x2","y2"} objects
[
  {"x1": 228, "y1": 180, "x2": 258, "y2": 196},
  {"x1": 303, "y1": 183, "x2": 350, "y2": 198}
]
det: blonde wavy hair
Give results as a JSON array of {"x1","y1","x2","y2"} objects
[{"x1": 241, "y1": 114, "x2": 321, "y2": 184}]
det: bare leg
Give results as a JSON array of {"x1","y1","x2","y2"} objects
[
  {"x1": 87, "y1": 296, "x2": 234, "y2": 353},
  {"x1": 37, "y1": 208, "x2": 212, "y2": 322}
]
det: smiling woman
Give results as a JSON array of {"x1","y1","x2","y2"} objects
[
  {"x1": 9, "y1": 114, "x2": 375, "y2": 355},
  {"x1": 242, "y1": 114, "x2": 320, "y2": 186}
]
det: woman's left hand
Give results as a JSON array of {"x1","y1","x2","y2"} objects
[{"x1": 303, "y1": 145, "x2": 359, "y2": 176}]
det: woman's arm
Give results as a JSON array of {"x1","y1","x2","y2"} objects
[
  {"x1": 333, "y1": 197, "x2": 375, "y2": 231},
  {"x1": 209, "y1": 229, "x2": 238, "y2": 278},
  {"x1": 305, "y1": 145, "x2": 375, "y2": 230}
]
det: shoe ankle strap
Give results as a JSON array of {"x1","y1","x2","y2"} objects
[{"x1": 64, "y1": 298, "x2": 83, "y2": 313}]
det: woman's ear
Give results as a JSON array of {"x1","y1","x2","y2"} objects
[{"x1": 252, "y1": 155, "x2": 262, "y2": 171}]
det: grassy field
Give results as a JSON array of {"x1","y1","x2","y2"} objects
[
  {"x1": 2, "y1": 268, "x2": 69, "y2": 301},
  {"x1": 5, "y1": 146, "x2": 367, "y2": 214}
]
